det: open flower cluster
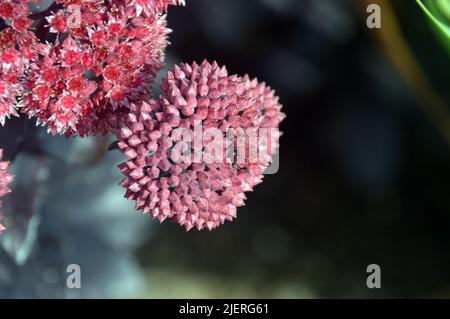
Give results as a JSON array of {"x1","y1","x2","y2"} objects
[
  {"x1": 0, "y1": 149, "x2": 14, "y2": 233},
  {"x1": 116, "y1": 61, "x2": 285, "y2": 231},
  {"x1": 0, "y1": 0, "x2": 182, "y2": 135},
  {"x1": 0, "y1": 1, "x2": 42, "y2": 125},
  {"x1": 125, "y1": 0, "x2": 185, "y2": 16}
]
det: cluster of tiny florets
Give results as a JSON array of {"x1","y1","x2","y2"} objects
[
  {"x1": 116, "y1": 61, "x2": 285, "y2": 231},
  {"x1": 0, "y1": 1, "x2": 42, "y2": 125},
  {"x1": 0, "y1": 149, "x2": 14, "y2": 233},
  {"x1": 0, "y1": 0, "x2": 183, "y2": 135}
]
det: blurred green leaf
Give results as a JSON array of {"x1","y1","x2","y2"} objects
[{"x1": 416, "y1": 0, "x2": 450, "y2": 52}]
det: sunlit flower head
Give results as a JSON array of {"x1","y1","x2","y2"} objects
[{"x1": 116, "y1": 60, "x2": 285, "y2": 231}]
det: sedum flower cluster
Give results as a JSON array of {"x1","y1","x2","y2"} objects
[
  {"x1": 0, "y1": 0, "x2": 285, "y2": 231},
  {"x1": 1, "y1": 0, "x2": 178, "y2": 135}
]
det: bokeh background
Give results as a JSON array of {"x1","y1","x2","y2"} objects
[{"x1": 1, "y1": 0, "x2": 450, "y2": 298}]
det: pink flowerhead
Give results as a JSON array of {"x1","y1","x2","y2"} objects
[
  {"x1": 116, "y1": 60, "x2": 285, "y2": 231},
  {"x1": 0, "y1": 149, "x2": 14, "y2": 234},
  {"x1": 20, "y1": 1, "x2": 171, "y2": 136},
  {"x1": 0, "y1": 1, "x2": 172, "y2": 136},
  {"x1": 0, "y1": 1, "x2": 42, "y2": 125},
  {"x1": 127, "y1": 0, "x2": 186, "y2": 16}
]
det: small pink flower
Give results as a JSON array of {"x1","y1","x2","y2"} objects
[
  {"x1": 1, "y1": 48, "x2": 20, "y2": 64},
  {"x1": 0, "y1": 149, "x2": 14, "y2": 234},
  {"x1": 116, "y1": 60, "x2": 284, "y2": 231},
  {"x1": 0, "y1": 3, "x2": 14, "y2": 19},
  {"x1": 12, "y1": 16, "x2": 32, "y2": 32}
]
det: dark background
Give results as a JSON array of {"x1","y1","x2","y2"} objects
[
  {"x1": 137, "y1": 0, "x2": 450, "y2": 298},
  {"x1": 1, "y1": 0, "x2": 450, "y2": 298}
]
